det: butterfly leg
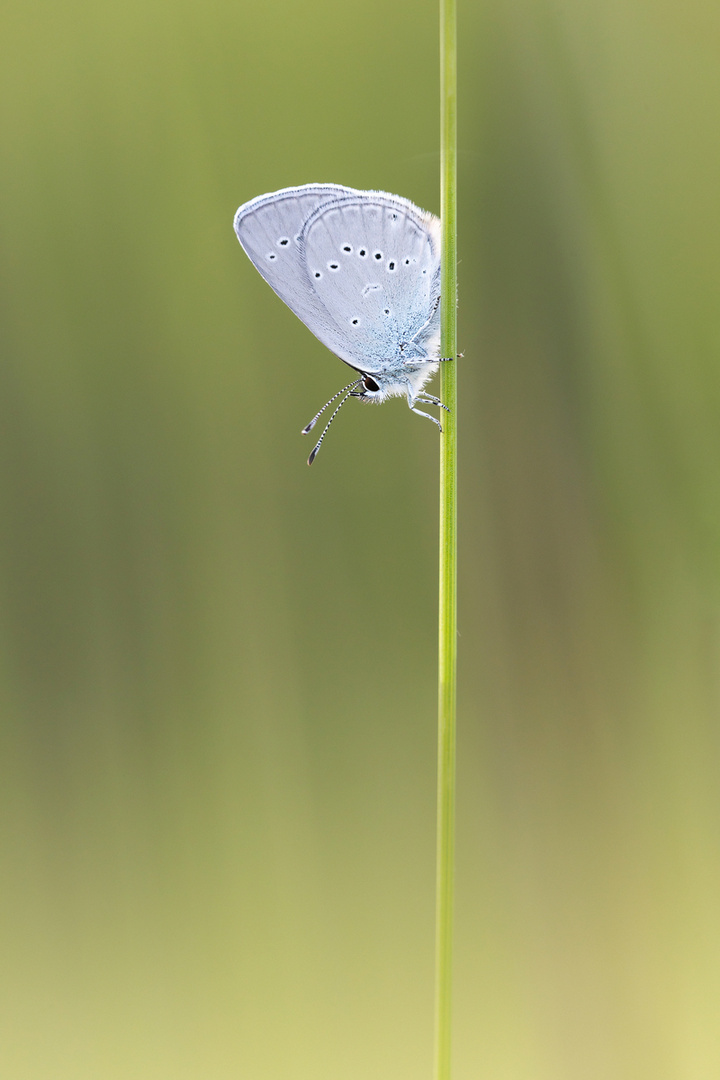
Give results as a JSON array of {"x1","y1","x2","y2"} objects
[
  {"x1": 403, "y1": 356, "x2": 454, "y2": 366},
  {"x1": 415, "y1": 394, "x2": 451, "y2": 413},
  {"x1": 410, "y1": 405, "x2": 443, "y2": 430},
  {"x1": 407, "y1": 388, "x2": 443, "y2": 430}
]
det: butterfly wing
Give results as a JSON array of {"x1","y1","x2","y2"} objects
[
  {"x1": 234, "y1": 186, "x2": 441, "y2": 374},
  {"x1": 299, "y1": 193, "x2": 441, "y2": 373},
  {"x1": 233, "y1": 183, "x2": 360, "y2": 341}
]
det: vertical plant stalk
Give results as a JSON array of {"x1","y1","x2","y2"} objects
[{"x1": 435, "y1": 0, "x2": 457, "y2": 1077}]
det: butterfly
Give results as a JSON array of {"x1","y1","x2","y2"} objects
[{"x1": 234, "y1": 184, "x2": 450, "y2": 463}]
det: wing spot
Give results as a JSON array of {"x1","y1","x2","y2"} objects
[
  {"x1": 351, "y1": 318, "x2": 359, "y2": 325},
  {"x1": 278, "y1": 237, "x2": 290, "y2": 246},
  {"x1": 328, "y1": 262, "x2": 340, "y2": 271},
  {"x1": 314, "y1": 271, "x2": 322, "y2": 278},
  {"x1": 268, "y1": 253, "x2": 277, "y2": 260},
  {"x1": 388, "y1": 261, "x2": 396, "y2": 271},
  {"x1": 342, "y1": 244, "x2": 352, "y2": 253},
  {"x1": 374, "y1": 251, "x2": 383, "y2": 260},
  {"x1": 384, "y1": 308, "x2": 391, "y2": 316},
  {"x1": 359, "y1": 248, "x2": 367, "y2": 257},
  {"x1": 404, "y1": 258, "x2": 411, "y2": 265}
]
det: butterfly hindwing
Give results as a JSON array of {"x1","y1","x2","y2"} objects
[{"x1": 299, "y1": 194, "x2": 441, "y2": 371}]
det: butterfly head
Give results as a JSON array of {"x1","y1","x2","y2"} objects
[{"x1": 354, "y1": 373, "x2": 382, "y2": 400}]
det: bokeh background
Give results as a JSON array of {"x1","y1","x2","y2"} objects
[{"x1": 2, "y1": 0, "x2": 719, "y2": 1076}]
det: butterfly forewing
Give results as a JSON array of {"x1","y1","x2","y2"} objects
[{"x1": 233, "y1": 184, "x2": 359, "y2": 344}]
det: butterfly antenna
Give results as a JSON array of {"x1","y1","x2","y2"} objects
[
  {"x1": 301, "y1": 379, "x2": 362, "y2": 435},
  {"x1": 306, "y1": 389, "x2": 358, "y2": 465}
]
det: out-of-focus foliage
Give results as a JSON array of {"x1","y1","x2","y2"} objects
[{"x1": 1, "y1": 0, "x2": 719, "y2": 1076}]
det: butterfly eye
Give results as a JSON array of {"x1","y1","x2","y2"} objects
[{"x1": 363, "y1": 375, "x2": 380, "y2": 393}]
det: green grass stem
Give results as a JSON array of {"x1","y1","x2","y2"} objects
[{"x1": 435, "y1": 0, "x2": 457, "y2": 1078}]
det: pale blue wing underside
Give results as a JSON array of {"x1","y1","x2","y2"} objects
[
  {"x1": 233, "y1": 184, "x2": 441, "y2": 374},
  {"x1": 233, "y1": 185, "x2": 355, "y2": 357}
]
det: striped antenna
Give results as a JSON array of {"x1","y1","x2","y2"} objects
[
  {"x1": 306, "y1": 387, "x2": 360, "y2": 465},
  {"x1": 301, "y1": 378, "x2": 362, "y2": 435}
]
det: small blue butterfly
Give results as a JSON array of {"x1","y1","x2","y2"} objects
[{"x1": 234, "y1": 184, "x2": 451, "y2": 463}]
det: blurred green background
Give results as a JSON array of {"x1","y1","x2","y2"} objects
[{"x1": 2, "y1": 0, "x2": 719, "y2": 1076}]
